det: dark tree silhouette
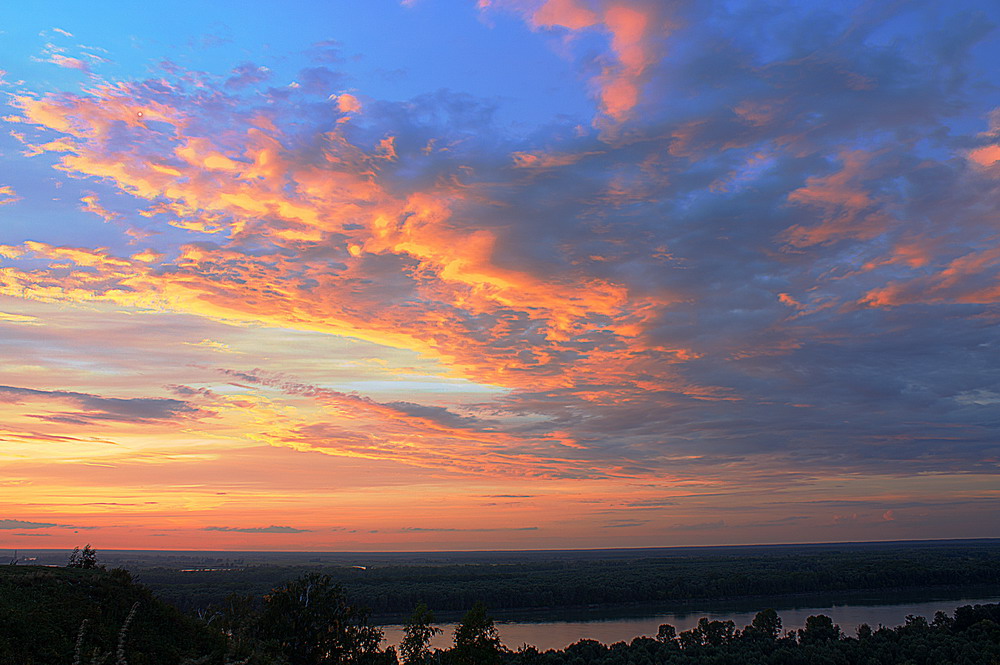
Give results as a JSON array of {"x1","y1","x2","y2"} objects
[
  {"x1": 655, "y1": 623, "x2": 677, "y2": 643},
  {"x1": 259, "y1": 572, "x2": 386, "y2": 665},
  {"x1": 67, "y1": 545, "x2": 99, "y2": 569},
  {"x1": 746, "y1": 608, "x2": 782, "y2": 640},
  {"x1": 400, "y1": 602, "x2": 439, "y2": 665},
  {"x1": 451, "y1": 602, "x2": 502, "y2": 665},
  {"x1": 799, "y1": 614, "x2": 841, "y2": 644}
]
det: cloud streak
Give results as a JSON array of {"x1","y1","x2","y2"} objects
[
  {"x1": 203, "y1": 525, "x2": 311, "y2": 533},
  {"x1": 0, "y1": 385, "x2": 204, "y2": 425},
  {"x1": 0, "y1": 518, "x2": 87, "y2": 530}
]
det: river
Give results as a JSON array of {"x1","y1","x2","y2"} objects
[{"x1": 379, "y1": 587, "x2": 1000, "y2": 651}]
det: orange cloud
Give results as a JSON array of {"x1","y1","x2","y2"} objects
[
  {"x1": 532, "y1": 0, "x2": 599, "y2": 30},
  {"x1": 5, "y1": 81, "x2": 688, "y2": 405},
  {"x1": 206, "y1": 370, "x2": 637, "y2": 480},
  {"x1": 780, "y1": 150, "x2": 894, "y2": 247},
  {"x1": 79, "y1": 194, "x2": 120, "y2": 223},
  {"x1": 968, "y1": 144, "x2": 1000, "y2": 167},
  {"x1": 336, "y1": 93, "x2": 362, "y2": 114},
  {"x1": 596, "y1": 5, "x2": 652, "y2": 122},
  {"x1": 862, "y1": 246, "x2": 1000, "y2": 307},
  {"x1": 0, "y1": 186, "x2": 20, "y2": 206},
  {"x1": 493, "y1": 0, "x2": 669, "y2": 125},
  {"x1": 777, "y1": 292, "x2": 803, "y2": 309},
  {"x1": 0, "y1": 234, "x2": 694, "y2": 404}
]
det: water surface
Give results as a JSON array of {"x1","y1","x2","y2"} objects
[{"x1": 380, "y1": 588, "x2": 1000, "y2": 651}]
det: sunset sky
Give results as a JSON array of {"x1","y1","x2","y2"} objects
[{"x1": 1, "y1": 0, "x2": 999, "y2": 552}]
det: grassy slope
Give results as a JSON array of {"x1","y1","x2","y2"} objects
[{"x1": 0, "y1": 565, "x2": 224, "y2": 665}]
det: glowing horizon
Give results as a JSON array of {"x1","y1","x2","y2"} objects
[{"x1": 1, "y1": 0, "x2": 999, "y2": 552}]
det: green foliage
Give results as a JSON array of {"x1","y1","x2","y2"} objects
[
  {"x1": 500, "y1": 603, "x2": 1000, "y2": 665},
  {"x1": 258, "y1": 572, "x2": 386, "y2": 665},
  {"x1": 678, "y1": 618, "x2": 737, "y2": 647},
  {"x1": 655, "y1": 623, "x2": 677, "y2": 643},
  {"x1": 0, "y1": 565, "x2": 224, "y2": 665},
  {"x1": 747, "y1": 608, "x2": 782, "y2": 640},
  {"x1": 451, "y1": 602, "x2": 503, "y2": 665},
  {"x1": 799, "y1": 614, "x2": 841, "y2": 644},
  {"x1": 210, "y1": 592, "x2": 269, "y2": 663},
  {"x1": 400, "y1": 603, "x2": 439, "y2": 665}
]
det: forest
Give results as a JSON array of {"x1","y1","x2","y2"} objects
[
  {"x1": 2, "y1": 546, "x2": 1000, "y2": 664},
  {"x1": 127, "y1": 541, "x2": 1000, "y2": 616}
]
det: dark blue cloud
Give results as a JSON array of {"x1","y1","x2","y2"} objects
[
  {"x1": 0, "y1": 385, "x2": 203, "y2": 424},
  {"x1": 401, "y1": 526, "x2": 539, "y2": 533},
  {"x1": 203, "y1": 525, "x2": 311, "y2": 533},
  {"x1": 0, "y1": 518, "x2": 89, "y2": 529}
]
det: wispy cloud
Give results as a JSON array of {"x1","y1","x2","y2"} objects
[
  {"x1": 602, "y1": 520, "x2": 647, "y2": 528},
  {"x1": 0, "y1": 385, "x2": 205, "y2": 425},
  {"x1": 0, "y1": 311, "x2": 37, "y2": 323},
  {"x1": 401, "y1": 526, "x2": 539, "y2": 532},
  {"x1": 672, "y1": 520, "x2": 726, "y2": 532},
  {"x1": 202, "y1": 525, "x2": 311, "y2": 533},
  {"x1": 484, "y1": 0, "x2": 671, "y2": 128},
  {"x1": 0, "y1": 518, "x2": 89, "y2": 529},
  {"x1": 0, "y1": 518, "x2": 59, "y2": 529},
  {"x1": 0, "y1": 186, "x2": 20, "y2": 206}
]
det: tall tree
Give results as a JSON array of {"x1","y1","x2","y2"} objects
[
  {"x1": 213, "y1": 592, "x2": 267, "y2": 662},
  {"x1": 450, "y1": 602, "x2": 502, "y2": 665},
  {"x1": 799, "y1": 614, "x2": 841, "y2": 644},
  {"x1": 746, "y1": 608, "x2": 782, "y2": 640},
  {"x1": 697, "y1": 617, "x2": 736, "y2": 646},
  {"x1": 259, "y1": 572, "x2": 386, "y2": 665},
  {"x1": 67, "y1": 545, "x2": 99, "y2": 569},
  {"x1": 656, "y1": 623, "x2": 677, "y2": 643},
  {"x1": 400, "y1": 603, "x2": 439, "y2": 665}
]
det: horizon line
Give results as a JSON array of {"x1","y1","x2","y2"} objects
[{"x1": 5, "y1": 536, "x2": 999, "y2": 556}]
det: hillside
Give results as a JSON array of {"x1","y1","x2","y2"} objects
[{"x1": 0, "y1": 565, "x2": 223, "y2": 665}]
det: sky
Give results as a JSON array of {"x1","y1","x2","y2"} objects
[{"x1": 1, "y1": 0, "x2": 999, "y2": 552}]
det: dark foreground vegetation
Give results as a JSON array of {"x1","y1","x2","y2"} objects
[
  {"x1": 3, "y1": 556, "x2": 1000, "y2": 665},
  {"x1": 0, "y1": 565, "x2": 221, "y2": 664},
  {"x1": 130, "y1": 541, "x2": 1000, "y2": 615}
]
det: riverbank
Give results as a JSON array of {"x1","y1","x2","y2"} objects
[{"x1": 380, "y1": 589, "x2": 1000, "y2": 651}]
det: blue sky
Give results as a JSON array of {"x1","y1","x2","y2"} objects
[{"x1": 0, "y1": 0, "x2": 999, "y2": 551}]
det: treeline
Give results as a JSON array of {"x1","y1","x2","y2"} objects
[
  {"x1": 138, "y1": 543, "x2": 1000, "y2": 614},
  {"x1": 3, "y1": 562, "x2": 1000, "y2": 665},
  {"x1": 503, "y1": 605, "x2": 1000, "y2": 665}
]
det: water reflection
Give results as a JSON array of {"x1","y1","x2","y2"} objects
[{"x1": 380, "y1": 587, "x2": 1000, "y2": 652}]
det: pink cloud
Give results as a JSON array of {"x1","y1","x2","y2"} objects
[
  {"x1": 968, "y1": 144, "x2": 1000, "y2": 167},
  {"x1": 489, "y1": 0, "x2": 670, "y2": 125},
  {"x1": 335, "y1": 92, "x2": 362, "y2": 114},
  {"x1": 47, "y1": 54, "x2": 89, "y2": 72},
  {"x1": 532, "y1": 0, "x2": 599, "y2": 30},
  {"x1": 780, "y1": 150, "x2": 895, "y2": 247}
]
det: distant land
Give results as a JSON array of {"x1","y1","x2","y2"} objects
[
  {"x1": 8, "y1": 538, "x2": 999, "y2": 619},
  {"x1": 5, "y1": 559, "x2": 1000, "y2": 665},
  {"x1": 10, "y1": 536, "x2": 1000, "y2": 566}
]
